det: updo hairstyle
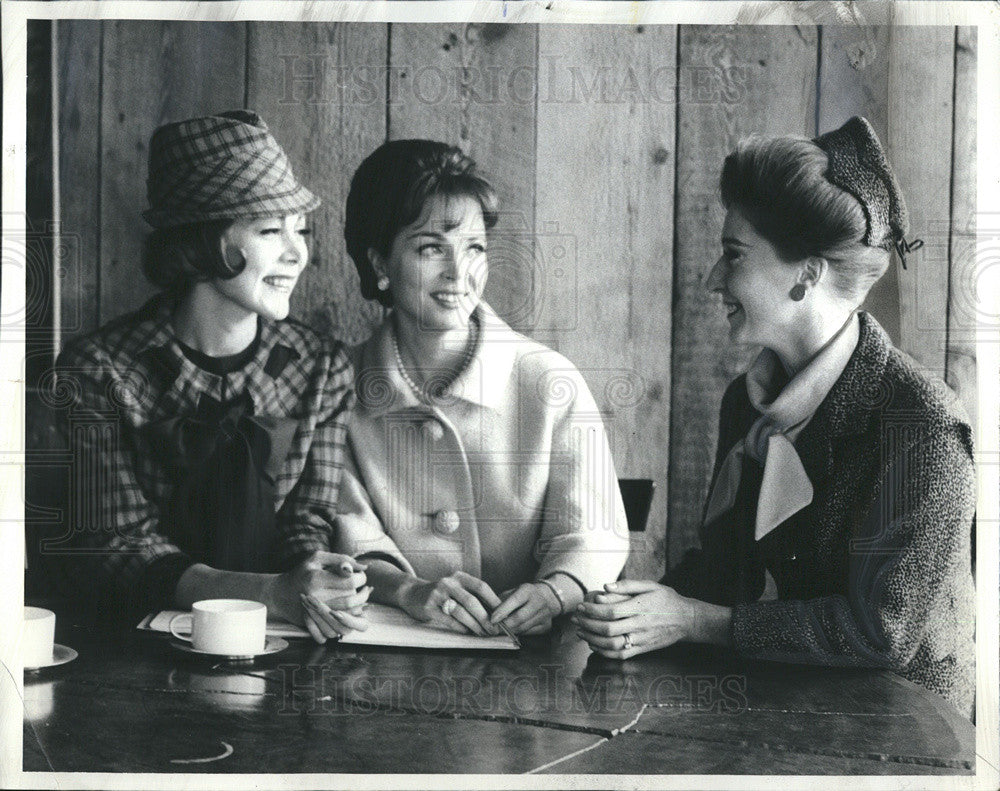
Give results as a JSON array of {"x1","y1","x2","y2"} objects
[{"x1": 720, "y1": 136, "x2": 891, "y2": 303}]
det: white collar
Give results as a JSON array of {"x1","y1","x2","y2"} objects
[{"x1": 357, "y1": 302, "x2": 519, "y2": 416}]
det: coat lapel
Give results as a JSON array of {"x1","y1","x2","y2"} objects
[{"x1": 794, "y1": 312, "x2": 892, "y2": 489}]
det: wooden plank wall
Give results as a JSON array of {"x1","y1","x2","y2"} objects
[
  {"x1": 947, "y1": 27, "x2": 978, "y2": 429},
  {"x1": 668, "y1": 26, "x2": 817, "y2": 566},
  {"x1": 55, "y1": 22, "x2": 977, "y2": 580}
]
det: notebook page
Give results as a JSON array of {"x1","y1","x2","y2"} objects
[{"x1": 140, "y1": 603, "x2": 518, "y2": 650}]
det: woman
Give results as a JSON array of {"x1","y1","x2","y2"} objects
[
  {"x1": 574, "y1": 117, "x2": 975, "y2": 717},
  {"x1": 335, "y1": 140, "x2": 630, "y2": 636},
  {"x1": 55, "y1": 111, "x2": 366, "y2": 643}
]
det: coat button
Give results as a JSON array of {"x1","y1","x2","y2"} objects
[
  {"x1": 422, "y1": 420, "x2": 445, "y2": 442},
  {"x1": 433, "y1": 510, "x2": 460, "y2": 535}
]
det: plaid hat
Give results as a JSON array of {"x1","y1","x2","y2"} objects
[
  {"x1": 813, "y1": 116, "x2": 908, "y2": 253},
  {"x1": 142, "y1": 110, "x2": 320, "y2": 228}
]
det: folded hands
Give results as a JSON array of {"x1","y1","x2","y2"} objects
[{"x1": 572, "y1": 580, "x2": 733, "y2": 658}]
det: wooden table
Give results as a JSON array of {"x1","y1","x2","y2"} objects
[{"x1": 21, "y1": 607, "x2": 975, "y2": 776}]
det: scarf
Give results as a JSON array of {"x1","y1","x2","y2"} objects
[{"x1": 703, "y1": 313, "x2": 860, "y2": 542}]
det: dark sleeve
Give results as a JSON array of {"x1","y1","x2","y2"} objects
[
  {"x1": 662, "y1": 376, "x2": 749, "y2": 602},
  {"x1": 274, "y1": 343, "x2": 356, "y2": 568},
  {"x1": 54, "y1": 339, "x2": 193, "y2": 622},
  {"x1": 730, "y1": 422, "x2": 975, "y2": 671},
  {"x1": 140, "y1": 554, "x2": 196, "y2": 612}
]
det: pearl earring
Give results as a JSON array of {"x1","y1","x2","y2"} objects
[
  {"x1": 789, "y1": 283, "x2": 806, "y2": 301},
  {"x1": 377, "y1": 276, "x2": 389, "y2": 291}
]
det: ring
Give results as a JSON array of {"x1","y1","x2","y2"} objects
[
  {"x1": 441, "y1": 598, "x2": 456, "y2": 616},
  {"x1": 622, "y1": 633, "x2": 633, "y2": 650}
]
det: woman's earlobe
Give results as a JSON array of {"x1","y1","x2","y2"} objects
[
  {"x1": 803, "y1": 256, "x2": 828, "y2": 286},
  {"x1": 367, "y1": 248, "x2": 389, "y2": 290}
]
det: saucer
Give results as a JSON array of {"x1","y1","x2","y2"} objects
[
  {"x1": 169, "y1": 636, "x2": 288, "y2": 662},
  {"x1": 24, "y1": 643, "x2": 78, "y2": 672}
]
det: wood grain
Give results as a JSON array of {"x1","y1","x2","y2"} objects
[
  {"x1": 57, "y1": 20, "x2": 102, "y2": 337},
  {"x1": 946, "y1": 27, "x2": 977, "y2": 429},
  {"x1": 51, "y1": 23, "x2": 974, "y2": 581},
  {"x1": 388, "y1": 23, "x2": 538, "y2": 334},
  {"x1": 246, "y1": 22, "x2": 388, "y2": 345},
  {"x1": 668, "y1": 26, "x2": 818, "y2": 567},
  {"x1": 538, "y1": 731, "x2": 969, "y2": 775},
  {"x1": 99, "y1": 21, "x2": 246, "y2": 323},
  {"x1": 887, "y1": 26, "x2": 955, "y2": 379},
  {"x1": 818, "y1": 25, "x2": 901, "y2": 346},
  {"x1": 23, "y1": 615, "x2": 974, "y2": 775},
  {"x1": 535, "y1": 25, "x2": 677, "y2": 580}
]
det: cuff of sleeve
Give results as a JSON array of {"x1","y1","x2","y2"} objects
[
  {"x1": 140, "y1": 552, "x2": 195, "y2": 612},
  {"x1": 536, "y1": 551, "x2": 626, "y2": 594},
  {"x1": 540, "y1": 571, "x2": 587, "y2": 597},
  {"x1": 278, "y1": 536, "x2": 329, "y2": 570},
  {"x1": 356, "y1": 550, "x2": 410, "y2": 572},
  {"x1": 730, "y1": 601, "x2": 781, "y2": 656},
  {"x1": 730, "y1": 600, "x2": 824, "y2": 663}
]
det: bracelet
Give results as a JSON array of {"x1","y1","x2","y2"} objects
[{"x1": 537, "y1": 578, "x2": 566, "y2": 615}]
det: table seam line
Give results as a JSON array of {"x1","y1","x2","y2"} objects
[
  {"x1": 348, "y1": 700, "x2": 621, "y2": 737},
  {"x1": 524, "y1": 737, "x2": 609, "y2": 774},
  {"x1": 647, "y1": 701, "x2": 916, "y2": 717},
  {"x1": 45, "y1": 666, "x2": 968, "y2": 771},
  {"x1": 622, "y1": 726, "x2": 973, "y2": 771}
]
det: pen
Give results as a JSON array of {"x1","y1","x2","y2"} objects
[
  {"x1": 494, "y1": 619, "x2": 519, "y2": 645},
  {"x1": 486, "y1": 589, "x2": 520, "y2": 646}
]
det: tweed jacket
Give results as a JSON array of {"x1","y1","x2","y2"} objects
[
  {"x1": 53, "y1": 291, "x2": 355, "y2": 617},
  {"x1": 665, "y1": 312, "x2": 976, "y2": 717},
  {"x1": 334, "y1": 305, "x2": 630, "y2": 594}
]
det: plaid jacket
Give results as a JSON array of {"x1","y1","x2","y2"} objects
[{"x1": 54, "y1": 291, "x2": 354, "y2": 614}]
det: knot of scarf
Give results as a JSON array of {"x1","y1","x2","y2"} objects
[
  {"x1": 703, "y1": 314, "x2": 860, "y2": 542},
  {"x1": 142, "y1": 392, "x2": 298, "y2": 572}
]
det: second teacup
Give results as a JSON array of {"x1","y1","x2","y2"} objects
[{"x1": 23, "y1": 607, "x2": 56, "y2": 668}]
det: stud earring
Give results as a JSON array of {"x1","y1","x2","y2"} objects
[
  {"x1": 789, "y1": 283, "x2": 806, "y2": 301},
  {"x1": 223, "y1": 244, "x2": 246, "y2": 270},
  {"x1": 377, "y1": 276, "x2": 389, "y2": 291}
]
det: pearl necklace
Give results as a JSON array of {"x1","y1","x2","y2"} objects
[{"x1": 391, "y1": 313, "x2": 480, "y2": 403}]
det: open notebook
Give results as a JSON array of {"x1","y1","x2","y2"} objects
[{"x1": 138, "y1": 603, "x2": 519, "y2": 651}]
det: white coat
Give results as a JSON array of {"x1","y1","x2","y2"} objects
[{"x1": 334, "y1": 304, "x2": 630, "y2": 594}]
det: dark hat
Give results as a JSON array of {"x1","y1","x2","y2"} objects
[
  {"x1": 813, "y1": 116, "x2": 907, "y2": 252},
  {"x1": 142, "y1": 110, "x2": 320, "y2": 228}
]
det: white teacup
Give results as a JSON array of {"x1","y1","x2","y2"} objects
[
  {"x1": 22, "y1": 607, "x2": 56, "y2": 668},
  {"x1": 169, "y1": 599, "x2": 266, "y2": 656}
]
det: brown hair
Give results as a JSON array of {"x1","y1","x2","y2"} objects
[
  {"x1": 141, "y1": 220, "x2": 238, "y2": 292},
  {"x1": 345, "y1": 140, "x2": 499, "y2": 308}
]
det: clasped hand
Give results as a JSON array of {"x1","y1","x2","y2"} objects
[
  {"x1": 572, "y1": 580, "x2": 696, "y2": 659},
  {"x1": 268, "y1": 551, "x2": 370, "y2": 644},
  {"x1": 401, "y1": 572, "x2": 561, "y2": 636}
]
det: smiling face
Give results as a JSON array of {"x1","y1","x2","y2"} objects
[
  {"x1": 705, "y1": 207, "x2": 803, "y2": 350},
  {"x1": 210, "y1": 214, "x2": 310, "y2": 321},
  {"x1": 373, "y1": 193, "x2": 488, "y2": 331}
]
